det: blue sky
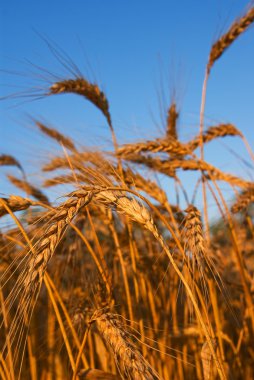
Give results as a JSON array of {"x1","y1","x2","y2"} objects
[{"x1": 0, "y1": 1, "x2": 253, "y2": 218}]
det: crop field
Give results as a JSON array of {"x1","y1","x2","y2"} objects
[{"x1": 0, "y1": 5, "x2": 254, "y2": 380}]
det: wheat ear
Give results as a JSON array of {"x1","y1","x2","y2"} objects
[
  {"x1": 8, "y1": 175, "x2": 49, "y2": 204},
  {"x1": 231, "y1": 186, "x2": 254, "y2": 213},
  {"x1": 91, "y1": 311, "x2": 160, "y2": 380},
  {"x1": 36, "y1": 121, "x2": 76, "y2": 151},
  {"x1": 0, "y1": 196, "x2": 34, "y2": 217},
  {"x1": 208, "y1": 6, "x2": 254, "y2": 73},
  {"x1": 166, "y1": 102, "x2": 178, "y2": 139}
]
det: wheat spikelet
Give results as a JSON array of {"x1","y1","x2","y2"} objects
[
  {"x1": 0, "y1": 196, "x2": 33, "y2": 217},
  {"x1": 187, "y1": 124, "x2": 242, "y2": 151},
  {"x1": 91, "y1": 311, "x2": 160, "y2": 380},
  {"x1": 231, "y1": 186, "x2": 254, "y2": 213},
  {"x1": 166, "y1": 102, "x2": 178, "y2": 139},
  {"x1": 8, "y1": 175, "x2": 50, "y2": 204},
  {"x1": 208, "y1": 6, "x2": 254, "y2": 72},
  {"x1": 36, "y1": 121, "x2": 76, "y2": 151},
  {"x1": 49, "y1": 78, "x2": 112, "y2": 127}
]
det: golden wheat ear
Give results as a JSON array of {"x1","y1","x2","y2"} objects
[
  {"x1": 208, "y1": 6, "x2": 254, "y2": 73},
  {"x1": 231, "y1": 186, "x2": 254, "y2": 213},
  {"x1": 49, "y1": 78, "x2": 112, "y2": 126},
  {"x1": 0, "y1": 196, "x2": 33, "y2": 217},
  {"x1": 166, "y1": 102, "x2": 179, "y2": 140}
]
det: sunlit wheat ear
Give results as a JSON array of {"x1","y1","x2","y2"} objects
[
  {"x1": 207, "y1": 6, "x2": 254, "y2": 72},
  {"x1": 49, "y1": 78, "x2": 112, "y2": 127},
  {"x1": 0, "y1": 196, "x2": 34, "y2": 217},
  {"x1": 182, "y1": 205, "x2": 207, "y2": 290},
  {"x1": 0, "y1": 191, "x2": 94, "y2": 359},
  {"x1": 166, "y1": 102, "x2": 178, "y2": 140},
  {"x1": 91, "y1": 311, "x2": 161, "y2": 380},
  {"x1": 7, "y1": 175, "x2": 50, "y2": 204},
  {"x1": 183, "y1": 205, "x2": 205, "y2": 262},
  {"x1": 231, "y1": 186, "x2": 254, "y2": 214},
  {"x1": 117, "y1": 137, "x2": 188, "y2": 157},
  {"x1": 187, "y1": 124, "x2": 242, "y2": 151},
  {"x1": 70, "y1": 187, "x2": 162, "y2": 243},
  {"x1": 36, "y1": 121, "x2": 77, "y2": 151},
  {"x1": 23, "y1": 191, "x2": 93, "y2": 294}
]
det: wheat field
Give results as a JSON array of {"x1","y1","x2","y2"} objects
[{"x1": 0, "y1": 5, "x2": 254, "y2": 380}]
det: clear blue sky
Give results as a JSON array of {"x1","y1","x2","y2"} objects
[{"x1": 0, "y1": 1, "x2": 253, "y2": 218}]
